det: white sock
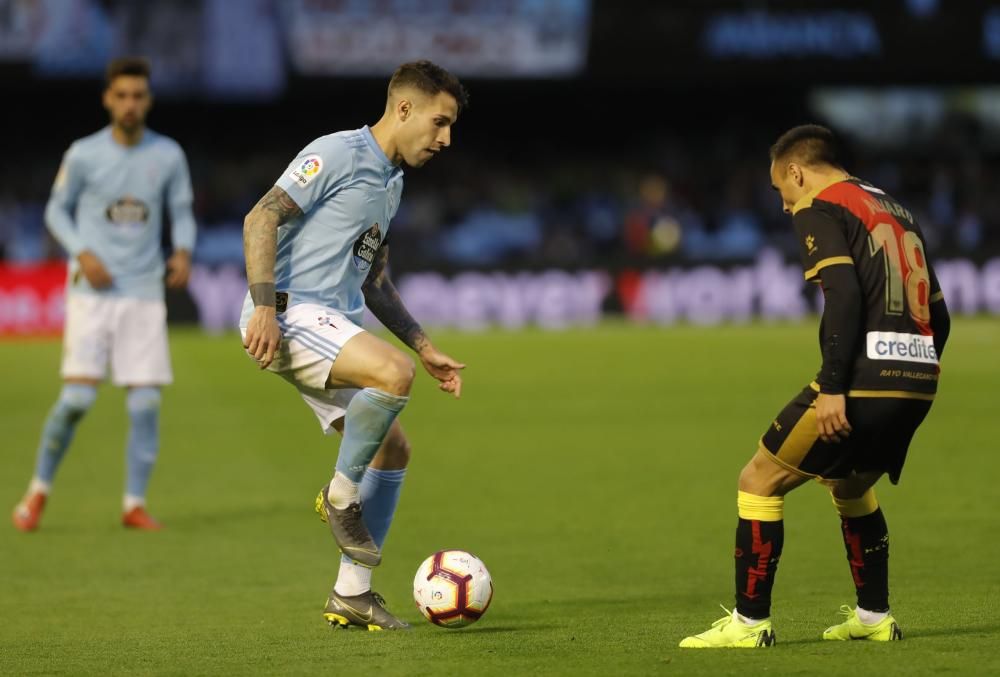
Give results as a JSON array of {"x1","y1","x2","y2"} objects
[
  {"x1": 123, "y1": 494, "x2": 146, "y2": 512},
  {"x1": 334, "y1": 560, "x2": 372, "y2": 597},
  {"x1": 327, "y1": 471, "x2": 360, "y2": 509},
  {"x1": 735, "y1": 609, "x2": 766, "y2": 625},
  {"x1": 856, "y1": 606, "x2": 888, "y2": 625},
  {"x1": 29, "y1": 477, "x2": 52, "y2": 496}
]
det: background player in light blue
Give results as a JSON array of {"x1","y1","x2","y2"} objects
[
  {"x1": 12, "y1": 57, "x2": 196, "y2": 533},
  {"x1": 241, "y1": 61, "x2": 468, "y2": 630}
]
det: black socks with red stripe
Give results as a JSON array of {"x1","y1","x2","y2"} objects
[
  {"x1": 840, "y1": 507, "x2": 890, "y2": 612},
  {"x1": 734, "y1": 517, "x2": 784, "y2": 619}
]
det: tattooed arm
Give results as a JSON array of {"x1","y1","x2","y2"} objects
[
  {"x1": 242, "y1": 186, "x2": 302, "y2": 368},
  {"x1": 363, "y1": 242, "x2": 466, "y2": 398},
  {"x1": 244, "y1": 186, "x2": 302, "y2": 306},
  {"x1": 362, "y1": 242, "x2": 427, "y2": 352}
]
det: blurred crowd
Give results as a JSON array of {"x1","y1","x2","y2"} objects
[{"x1": 1, "y1": 123, "x2": 996, "y2": 270}]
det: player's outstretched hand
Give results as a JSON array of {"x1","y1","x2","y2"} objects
[
  {"x1": 77, "y1": 250, "x2": 112, "y2": 289},
  {"x1": 418, "y1": 345, "x2": 466, "y2": 399},
  {"x1": 166, "y1": 250, "x2": 192, "y2": 289},
  {"x1": 815, "y1": 392, "x2": 852, "y2": 443},
  {"x1": 244, "y1": 306, "x2": 282, "y2": 369}
]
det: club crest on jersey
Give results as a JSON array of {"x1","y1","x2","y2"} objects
[
  {"x1": 353, "y1": 222, "x2": 382, "y2": 272},
  {"x1": 105, "y1": 197, "x2": 149, "y2": 226},
  {"x1": 805, "y1": 234, "x2": 818, "y2": 256},
  {"x1": 289, "y1": 154, "x2": 322, "y2": 187}
]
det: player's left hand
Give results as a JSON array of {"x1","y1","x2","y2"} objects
[
  {"x1": 815, "y1": 392, "x2": 852, "y2": 443},
  {"x1": 418, "y1": 345, "x2": 466, "y2": 398},
  {"x1": 166, "y1": 249, "x2": 192, "y2": 289}
]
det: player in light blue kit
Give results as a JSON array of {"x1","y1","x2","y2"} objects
[
  {"x1": 12, "y1": 58, "x2": 196, "y2": 533},
  {"x1": 241, "y1": 61, "x2": 468, "y2": 630}
]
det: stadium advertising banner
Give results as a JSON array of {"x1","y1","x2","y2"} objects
[
  {"x1": 186, "y1": 254, "x2": 1000, "y2": 333},
  {"x1": 2, "y1": 255, "x2": 998, "y2": 337},
  {"x1": 392, "y1": 255, "x2": 1000, "y2": 330},
  {"x1": 0, "y1": 263, "x2": 66, "y2": 337},
  {"x1": 1, "y1": 0, "x2": 588, "y2": 96},
  {"x1": 279, "y1": 0, "x2": 592, "y2": 77},
  {"x1": 591, "y1": 1, "x2": 1000, "y2": 84}
]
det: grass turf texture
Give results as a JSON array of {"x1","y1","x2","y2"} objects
[{"x1": 1, "y1": 318, "x2": 998, "y2": 676}]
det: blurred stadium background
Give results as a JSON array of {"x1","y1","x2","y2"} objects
[
  {"x1": 1, "y1": 0, "x2": 999, "y2": 335},
  {"x1": 2, "y1": 1, "x2": 999, "y2": 675}
]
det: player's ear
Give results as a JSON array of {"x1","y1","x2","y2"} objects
[
  {"x1": 396, "y1": 98, "x2": 412, "y2": 122},
  {"x1": 788, "y1": 163, "x2": 804, "y2": 187}
]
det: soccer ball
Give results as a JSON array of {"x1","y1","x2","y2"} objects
[{"x1": 413, "y1": 550, "x2": 493, "y2": 628}]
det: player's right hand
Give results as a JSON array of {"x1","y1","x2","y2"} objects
[
  {"x1": 815, "y1": 392, "x2": 852, "y2": 443},
  {"x1": 244, "y1": 306, "x2": 282, "y2": 369},
  {"x1": 77, "y1": 250, "x2": 112, "y2": 289}
]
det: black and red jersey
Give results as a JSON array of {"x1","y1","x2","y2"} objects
[{"x1": 791, "y1": 177, "x2": 945, "y2": 398}]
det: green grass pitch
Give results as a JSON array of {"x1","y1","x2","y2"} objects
[{"x1": 1, "y1": 318, "x2": 998, "y2": 675}]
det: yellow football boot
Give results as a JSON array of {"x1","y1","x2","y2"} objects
[
  {"x1": 822, "y1": 605, "x2": 902, "y2": 641},
  {"x1": 679, "y1": 606, "x2": 776, "y2": 648}
]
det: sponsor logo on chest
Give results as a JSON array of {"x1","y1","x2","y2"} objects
[
  {"x1": 105, "y1": 197, "x2": 150, "y2": 225},
  {"x1": 353, "y1": 222, "x2": 382, "y2": 272},
  {"x1": 866, "y1": 331, "x2": 938, "y2": 364}
]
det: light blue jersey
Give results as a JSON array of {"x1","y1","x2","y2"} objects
[
  {"x1": 46, "y1": 126, "x2": 197, "y2": 300},
  {"x1": 240, "y1": 126, "x2": 404, "y2": 327}
]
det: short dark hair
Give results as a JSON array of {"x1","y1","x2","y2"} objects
[
  {"x1": 388, "y1": 60, "x2": 469, "y2": 112},
  {"x1": 769, "y1": 124, "x2": 842, "y2": 170},
  {"x1": 105, "y1": 57, "x2": 151, "y2": 87}
]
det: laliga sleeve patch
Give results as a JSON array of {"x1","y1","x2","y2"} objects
[{"x1": 288, "y1": 154, "x2": 323, "y2": 187}]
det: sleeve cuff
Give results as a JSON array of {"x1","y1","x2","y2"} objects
[
  {"x1": 803, "y1": 256, "x2": 854, "y2": 281},
  {"x1": 818, "y1": 382, "x2": 846, "y2": 395}
]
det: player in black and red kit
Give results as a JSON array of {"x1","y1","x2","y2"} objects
[{"x1": 679, "y1": 125, "x2": 951, "y2": 648}]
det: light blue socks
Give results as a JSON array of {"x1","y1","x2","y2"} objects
[
  {"x1": 352, "y1": 467, "x2": 406, "y2": 550},
  {"x1": 31, "y1": 384, "x2": 161, "y2": 507},
  {"x1": 33, "y1": 383, "x2": 98, "y2": 485},
  {"x1": 330, "y1": 388, "x2": 409, "y2": 595},
  {"x1": 334, "y1": 388, "x2": 409, "y2": 482},
  {"x1": 125, "y1": 386, "x2": 161, "y2": 501}
]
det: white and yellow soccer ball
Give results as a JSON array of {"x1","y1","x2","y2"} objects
[{"x1": 413, "y1": 550, "x2": 493, "y2": 628}]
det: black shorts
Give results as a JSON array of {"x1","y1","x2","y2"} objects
[{"x1": 759, "y1": 384, "x2": 933, "y2": 484}]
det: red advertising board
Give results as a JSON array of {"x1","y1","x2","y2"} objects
[{"x1": 0, "y1": 262, "x2": 67, "y2": 337}]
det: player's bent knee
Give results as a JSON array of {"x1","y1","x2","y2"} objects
[
  {"x1": 126, "y1": 386, "x2": 162, "y2": 412},
  {"x1": 737, "y1": 452, "x2": 771, "y2": 491},
  {"x1": 829, "y1": 472, "x2": 880, "y2": 500},
  {"x1": 737, "y1": 461, "x2": 763, "y2": 494},
  {"x1": 59, "y1": 383, "x2": 98, "y2": 415},
  {"x1": 829, "y1": 482, "x2": 855, "y2": 500},
  {"x1": 737, "y1": 451, "x2": 803, "y2": 497},
  {"x1": 376, "y1": 354, "x2": 415, "y2": 396}
]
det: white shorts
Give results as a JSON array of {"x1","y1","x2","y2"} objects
[
  {"x1": 61, "y1": 293, "x2": 172, "y2": 386},
  {"x1": 240, "y1": 303, "x2": 365, "y2": 433}
]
